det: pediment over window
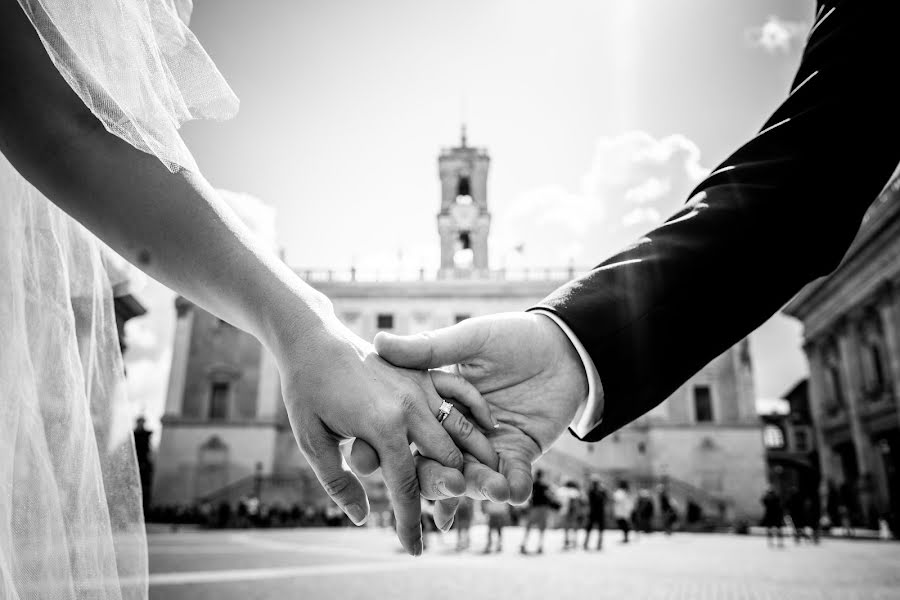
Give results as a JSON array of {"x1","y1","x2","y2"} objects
[{"x1": 206, "y1": 363, "x2": 241, "y2": 382}]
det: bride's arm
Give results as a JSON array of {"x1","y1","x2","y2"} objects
[
  {"x1": 0, "y1": 1, "x2": 501, "y2": 555},
  {"x1": 0, "y1": 2, "x2": 315, "y2": 346}
]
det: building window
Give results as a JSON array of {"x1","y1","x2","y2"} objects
[
  {"x1": 828, "y1": 365, "x2": 845, "y2": 408},
  {"x1": 693, "y1": 385, "x2": 714, "y2": 423},
  {"x1": 793, "y1": 428, "x2": 811, "y2": 452},
  {"x1": 866, "y1": 343, "x2": 886, "y2": 394},
  {"x1": 455, "y1": 314, "x2": 471, "y2": 324},
  {"x1": 209, "y1": 382, "x2": 230, "y2": 420},
  {"x1": 763, "y1": 424, "x2": 786, "y2": 449},
  {"x1": 376, "y1": 313, "x2": 394, "y2": 330}
]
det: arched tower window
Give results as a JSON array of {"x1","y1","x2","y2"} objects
[{"x1": 457, "y1": 175, "x2": 471, "y2": 198}]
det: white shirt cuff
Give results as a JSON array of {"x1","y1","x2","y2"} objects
[{"x1": 531, "y1": 309, "x2": 604, "y2": 439}]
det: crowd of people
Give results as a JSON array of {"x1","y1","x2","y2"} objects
[
  {"x1": 759, "y1": 483, "x2": 877, "y2": 547},
  {"x1": 147, "y1": 497, "x2": 353, "y2": 530},
  {"x1": 418, "y1": 470, "x2": 691, "y2": 555},
  {"x1": 149, "y1": 473, "x2": 889, "y2": 554}
]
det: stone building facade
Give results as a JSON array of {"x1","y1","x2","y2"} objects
[
  {"x1": 783, "y1": 180, "x2": 900, "y2": 532},
  {"x1": 153, "y1": 131, "x2": 767, "y2": 521},
  {"x1": 761, "y1": 379, "x2": 820, "y2": 506}
]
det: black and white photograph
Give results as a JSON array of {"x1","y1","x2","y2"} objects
[{"x1": 1, "y1": 1, "x2": 899, "y2": 598}]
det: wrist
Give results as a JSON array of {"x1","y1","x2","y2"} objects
[
  {"x1": 255, "y1": 276, "x2": 341, "y2": 361},
  {"x1": 532, "y1": 311, "x2": 589, "y2": 412}
]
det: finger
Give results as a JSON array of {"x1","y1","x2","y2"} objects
[
  {"x1": 349, "y1": 438, "x2": 379, "y2": 475},
  {"x1": 402, "y1": 391, "x2": 465, "y2": 471},
  {"x1": 430, "y1": 370, "x2": 499, "y2": 431},
  {"x1": 377, "y1": 438, "x2": 424, "y2": 556},
  {"x1": 374, "y1": 317, "x2": 490, "y2": 370},
  {"x1": 431, "y1": 404, "x2": 499, "y2": 472},
  {"x1": 298, "y1": 421, "x2": 369, "y2": 525},
  {"x1": 415, "y1": 454, "x2": 466, "y2": 501},
  {"x1": 433, "y1": 497, "x2": 459, "y2": 532},
  {"x1": 461, "y1": 453, "x2": 510, "y2": 503},
  {"x1": 500, "y1": 448, "x2": 536, "y2": 505}
]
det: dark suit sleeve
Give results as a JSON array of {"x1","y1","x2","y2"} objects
[{"x1": 534, "y1": 1, "x2": 900, "y2": 442}]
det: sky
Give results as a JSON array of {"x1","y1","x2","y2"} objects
[{"x1": 126, "y1": 0, "x2": 821, "y2": 429}]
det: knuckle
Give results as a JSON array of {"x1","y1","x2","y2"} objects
[
  {"x1": 380, "y1": 402, "x2": 405, "y2": 427},
  {"x1": 446, "y1": 372, "x2": 467, "y2": 389},
  {"x1": 296, "y1": 429, "x2": 321, "y2": 459},
  {"x1": 455, "y1": 415, "x2": 475, "y2": 441},
  {"x1": 397, "y1": 389, "x2": 419, "y2": 414},
  {"x1": 393, "y1": 473, "x2": 421, "y2": 502},
  {"x1": 322, "y1": 475, "x2": 352, "y2": 500},
  {"x1": 430, "y1": 480, "x2": 445, "y2": 499},
  {"x1": 442, "y1": 446, "x2": 464, "y2": 470}
]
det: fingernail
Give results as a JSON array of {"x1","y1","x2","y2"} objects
[
  {"x1": 413, "y1": 538, "x2": 423, "y2": 556},
  {"x1": 437, "y1": 480, "x2": 452, "y2": 497},
  {"x1": 346, "y1": 503, "x2": 366, "y2": 525},
  {"x1": 482, "y1": 487, "x2": 503, "y2": 503},
  {"x1": 493, "y1": 421, "x2": 500, "y2": 429},
  {"x1": 443, "y1": 516, "x2": 455, "y2": 532}
]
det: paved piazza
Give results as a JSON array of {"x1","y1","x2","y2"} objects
[{"x1": 148, "y1": 526, "x2": 900, "y2": 599}]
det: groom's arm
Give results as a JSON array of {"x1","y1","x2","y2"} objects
[{"x1": 535, "y1": 1, "x2": 900, "y2": 442}]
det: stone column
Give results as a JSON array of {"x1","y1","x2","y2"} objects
[
  {"x1": 837, "y1": 317, "x2": 874, "y2": 523},
  {"x1": 164, "y1": 297, "x2": 194, "y2": 416},
  {"x1": 805, "y1": 340, "x2": 836, "y2": 511},
  {"x1": 876, "y1": 282, "x2": 900, "y2": 427}
]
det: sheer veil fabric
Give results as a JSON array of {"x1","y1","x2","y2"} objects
[{"x1": 2, "y1": 1, "x2": 237, "y2": 598}]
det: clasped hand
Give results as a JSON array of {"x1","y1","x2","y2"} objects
[{"x1": 278, "y1": 312, "x2": 587, "y2": 555}]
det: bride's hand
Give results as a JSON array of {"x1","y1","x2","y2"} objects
[{"x1": 272, "y1": 314, "x2": 500, "y2": 556}]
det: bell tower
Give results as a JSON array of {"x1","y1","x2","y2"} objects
[{"x1": 438, "y1": 125, "x2": 491, "y2": 277}]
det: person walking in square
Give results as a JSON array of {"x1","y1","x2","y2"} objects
[
  {"x1": 453, "y1": 496, "x2": 474, "y2": 552},
  {"x1": 482, "y1": 500, "x2": 510, "y2": 554},
  {"x1": 557, "y1": 480, "x2": 584, "y2": 550},
  {"x1": 583, "y1": 479, "x2": 608, "y2": 550},
  {"x1": 761, "y1": 486, "x2": 785, "y2": 548},
  {"x1": 520, "y1": 470, "x2": 555, "y2": 555},
  {"x1": 613, "y1": 481, "x2": 634, "y2": 544}
]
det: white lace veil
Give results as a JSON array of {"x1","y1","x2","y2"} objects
[
  {"x1": 16, "y1": 0, "x2": 238, "y2": 173},
  {"x1": 1, "y1": 1, "x2": 237, "y2": 598}
]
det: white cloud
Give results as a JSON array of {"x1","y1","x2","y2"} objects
[
  {"x1": 493, "y1": 131, "x2": 708, "y2": 268},
  {"x1": 622, "y1": 206, "x2": 661, "y2": 228},
  {"x1": 625, "y1": 177, "x2": 671, "y2": 205},
  {"x1": 745, "y1": 16, "x2": 809, "y2": 54}
]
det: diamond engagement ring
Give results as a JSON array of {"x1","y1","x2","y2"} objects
[{"x1": 436, "y1": 400, "x2": 454, "y2": 424}]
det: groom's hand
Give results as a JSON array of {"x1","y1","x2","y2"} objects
[{"x1": 349, "y1": 312, "x2": 588, "y2": 528}]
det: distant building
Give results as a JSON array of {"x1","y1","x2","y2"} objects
[
  {"x1": 110, "y1": 280, "x2": 154, "y2": 513},
  {"x1": 153, "y1": 129, "x2": 766, "y2": 522},
  {"x1": 783, "y1": 179, "x2": 900, "y2": 532},
  {"x1": 762, "y1": 379, "x2": 819, "y2": 506}
]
